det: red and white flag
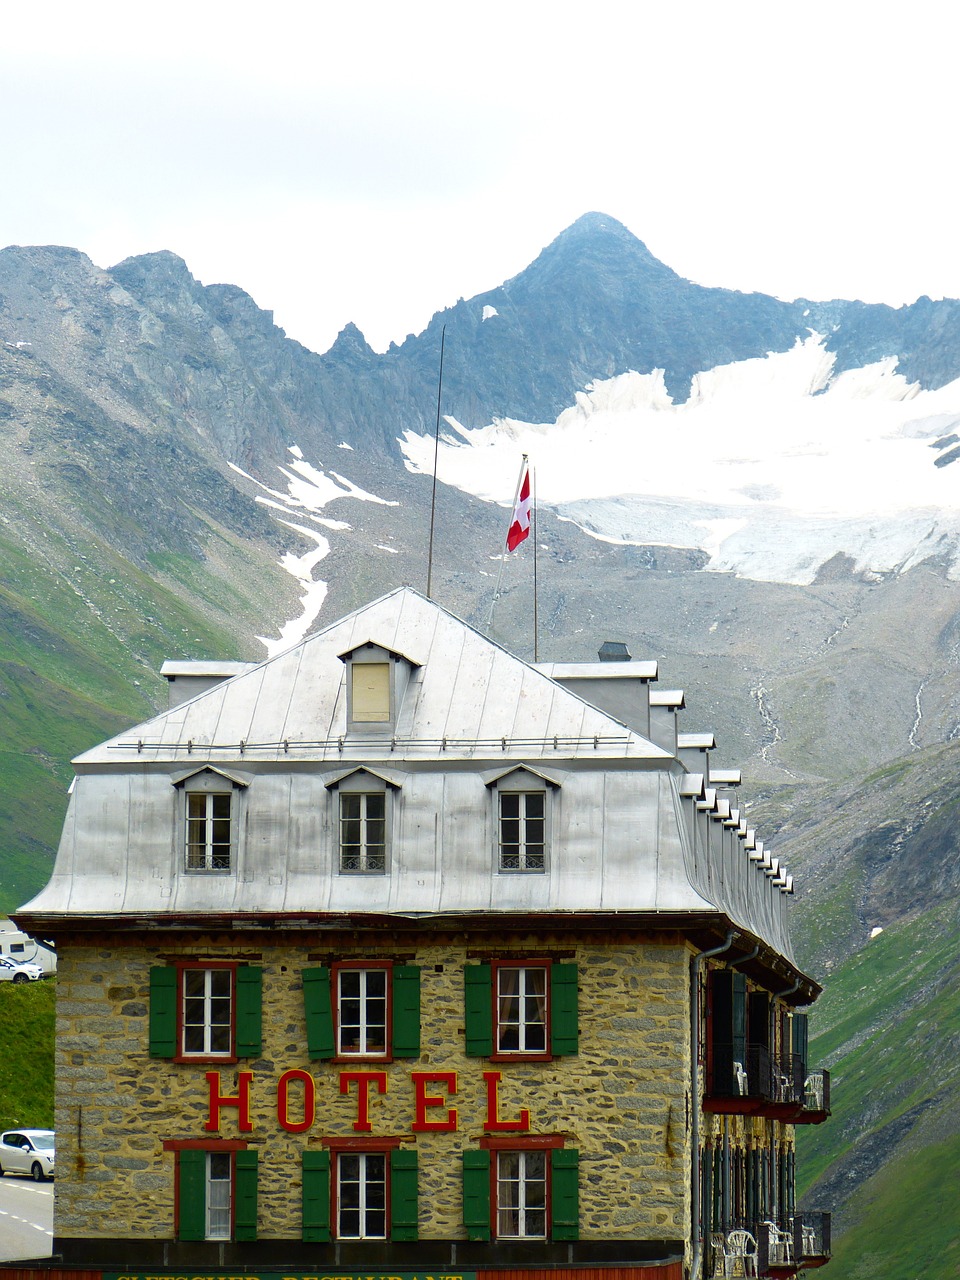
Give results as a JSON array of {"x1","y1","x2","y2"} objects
[{"x1": 506, "y1": 466, "x2": 531, "y2": 551}]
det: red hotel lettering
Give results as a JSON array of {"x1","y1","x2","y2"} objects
[
  {"x1": 278, "y1": 1067, "x2": 316, "y2": 1133},
  {"x1": 411, "y1": 1071, "x2": 458, "y2": 1132},
  {"x1": 339, "y1": 1070, "x2": 388, "y2": 1132},
  {"x1": 204, "y1": 1069, "x2": 253, "y2": 1132},
  {"x1": 483, "y1": 1069, "x2": 530, "y2": 1131}
]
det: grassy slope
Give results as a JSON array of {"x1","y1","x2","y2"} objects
[
  {"x1": 0, "y1": 980, "x2": 55, "y2": 1131},
  {"x1": 796, "y1": 898, "x2": 960, "y2": 1278},
  {"x1": 0, "y1": 513, "x2": 291, "y2": 913}
]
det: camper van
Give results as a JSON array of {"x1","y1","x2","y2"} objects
[{"x1": 0, "y1": 920, "x2": 56, "y2": 976}]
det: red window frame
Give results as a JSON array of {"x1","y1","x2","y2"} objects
[
  {"x1": 322, "y1": 1135, "x2": 404, "y2": 1241},
  {"x1": 174, "y1": 960, "x2": 239, "y2": 1064},
  {"x1": 332, "y1": 959, "x2": 393, "y2": 1062},
  {"x1": 480, "y1": 1134, "x2": 565, "y2": 1240},
  {"x1": 490, "y1": 957, "x2": 553, "y2": 1062}
]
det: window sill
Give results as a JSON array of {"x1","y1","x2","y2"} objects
[
  {"x1": 490, "y1": 1051, "x2": 555, "y2": 1064},
  {"x1": 174, "y1": 1053, "x2": 239, "y2": 1065}
]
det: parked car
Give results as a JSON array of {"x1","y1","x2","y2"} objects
[
  {"x1": 0, "y1": 1130, "x2": 55, "y2": 1180},
  {"x1": 0, "y1": 957, "x2": 43, "y2": 983}
]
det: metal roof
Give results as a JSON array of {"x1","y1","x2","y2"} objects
[{"x1": 18, "y1": 587, "x2": 802, "y2": 972}]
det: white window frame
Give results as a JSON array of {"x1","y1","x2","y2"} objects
[
  {"x1": 178, "y1": 769, "x2": 245, "y2": 874},
  {"x1": 498, "y1": 790, "x2": 546, "y2": 871},
  {"x1": 336, "y1": 965, "x2": 389, "y2": 1057},
  {"x1": 205, "y1": 1150, "x2": 233, "y2": 1240},
  {"x1": 496, "y1": 1148, "x2": 547, "y2": 1239},
  {"x1": 487, "y1": 768, "x2": 557, "y2": 875},
  {"x1": 339, "y1": 791, "x2": 387, "y2": 873},
  {"x1": 181, "y1": 966, "x2": 234, "y2": 1058},
  {"x1": 336, "y1": 1150, "x2": 387, "y2": 1240},
  {"x1": 186, "y1": 790, "x2": 233, "y2": 871},
  {"x1": 495, "y1": 963, "x2": 549, "y2": 1054}
]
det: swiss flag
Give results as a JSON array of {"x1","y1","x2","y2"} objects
[{"x1": 506, "y1": 466, "x2": 531, "y2": 551}]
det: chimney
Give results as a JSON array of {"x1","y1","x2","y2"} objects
[{"x1": 535, "y1": 646, "x2": 657, "y2": 738}]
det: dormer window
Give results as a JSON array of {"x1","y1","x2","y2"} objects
[
  {"x1": 484, "y1": 766, "x2": 562, "y2": 874},
  {"x1": 187, "y1": 793, "x2": 231, "y2": 870},
  {"x1": 339, "y1": 641, "x2": 420, "y2": 733},
  {"x1": 324, "y1": 766, "x2": 403, "y2": 876},
  {"x1": 172, "y1": 767, "x2": 249, "y2": 875}
]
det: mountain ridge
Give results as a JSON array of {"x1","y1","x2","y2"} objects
[{"x1": 4, "y1": 213, "x2": 960, "y2": 1275}]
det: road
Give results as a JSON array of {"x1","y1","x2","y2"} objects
[{"x1": 0, "y1": 1173, "x2": 53, "y2": 1262}]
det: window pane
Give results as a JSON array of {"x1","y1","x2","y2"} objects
[
  {"x1": 497, "y1": 966, "x2": 547, "y2": 1053},
  {"x1": 186, "y1": 792, "x2": 232, "y2": 871},
  {"x1": 497, "y1": 1150, "x2": 547, "y2": 1239},
  {"x1": 340, "y1": 793, "x2": 387, "y2": 874},
  {"x1": 206, "y1": 1152, "x2": 232, "y2": 1240},
  {"x1": 338, "y1": 968, "x2": 388, "y2": 1055},
  {"x1": 338, "y1": 1152, "x2": 387, "y2": 1239},
  {"x1": 500, "y1": 791, "x2": 545, "y2": 872},
  {"x1": 182, "y1": 969, "x2": 232, "y2": 1056}
]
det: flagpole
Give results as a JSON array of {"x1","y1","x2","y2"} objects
[
  {"x1": 425, "y1": 324, "x2": 446, "y2": 599},
  {"x1": 487, "y1": 453, "x2": 528, "y2": 630},
  {"x1": 532, "y1": 462, "x2": 538, "y2": 662}
]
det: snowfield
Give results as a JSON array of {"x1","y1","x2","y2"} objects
[{"x1": 399, "y1": 334, "x2": 960, "y2": 585}]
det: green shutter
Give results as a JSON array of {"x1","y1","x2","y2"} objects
[
  {"x1": 462, "y1": 1149, "x2": 491, "y2": 1240},
  {"x1": 793, "y1": 1012, "x2": 809, "y2": 1074},
  {"x1": 392, "y1": 965, "x2": 421, "y2": 1058},
  {"x1": 390, "y1": 1147, "x2": 419, "y2": 1241},
  {"x1": 177, "y1": 1148, "x2": 206, "y2": 1241},
  {"x1": 550, "y1": 963, "x2": 579, "y2": 1056},
  {"x1": 149, "y1": 966, "x2": 177, "y2": 1058},
  {"x1": 235, "y1": 966, "x2": 262, "y2": 1058},
  {"x1": 464, "y1": 964, "x2": 493, "y2": 1057},
  {"x1": 732, "y1": 972, "x2": 747, "y2": 1065},
  {"x1": 551, "y1": 1147, "x2": 579, "y2": 1240},
  {"x1": 303, "y1": 967, "x2": 335, "y2": 1059},
  {"x1": 302, "y1": 1149, "x2": 331, "y2": 1241},
  {"x1": 234, "y1": 1149, "x2": 258, "y2": 1240}
]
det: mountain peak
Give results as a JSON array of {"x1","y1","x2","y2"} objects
[
  {"x1": 547, "y1": 211, "x2": 660, "y2": 265},
  {"x1": 325, "y1": 321, "x2": 375, "y2": 363}
]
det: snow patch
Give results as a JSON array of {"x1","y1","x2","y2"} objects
[
  {"x1": 231, "y1": 449, "x2": 398, "y2": 656},
  {"x1": 482, "y1": 305, "x2": 499, "y2": 321}
]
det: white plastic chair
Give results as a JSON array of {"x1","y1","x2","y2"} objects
[{"x1": 723, "y1": 1229, "x2": 758, "y2": 1277}]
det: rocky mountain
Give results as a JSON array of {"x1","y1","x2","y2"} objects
[{"x1": 3, "y1": 212, "x2": 960, "y2": 1275}]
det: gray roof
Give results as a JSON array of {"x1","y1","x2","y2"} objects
[{"x1": 19, "y1": 587, "x2": 802, "y2": 974}]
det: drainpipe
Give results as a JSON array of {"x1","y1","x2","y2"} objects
[
  {"x1": 771, "y1": 977, "x2": 802, "y2": 1064},
  {"x1": 690, "y1": 929, "x2": 737, "y2": 1280},
  {"x1": 730, "y1": 943, "x2": 760, "y2": 970}
]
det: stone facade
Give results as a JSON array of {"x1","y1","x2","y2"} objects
[{"x1": 53, "y1": 933, "x2": 693, "y2": 1244}]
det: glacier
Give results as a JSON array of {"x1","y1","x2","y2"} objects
[{"x1": 399, "y1": 334, "x2": 960, "y2": 586}]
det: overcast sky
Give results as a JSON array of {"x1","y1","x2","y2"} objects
[{"x1": 2, "y1": 1, "x2": 957, "y2": 355}]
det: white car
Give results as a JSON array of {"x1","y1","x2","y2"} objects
[
  {"x1": 0, "y1": 1130, "x2": 55, "y2": 1180},
  {"x1": 0, "y1": 957, "x2": 43, "y2": 983}
]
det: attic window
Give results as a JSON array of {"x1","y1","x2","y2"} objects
[
  {"x1": 173, "y1": 767, "x2": 249, "y2": 876},
  {"x1": 352, "y1": 662, "x2": 390, "y2": 723}
]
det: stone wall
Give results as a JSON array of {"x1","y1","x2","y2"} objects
[{"x1": 53, "y1": 930, "x2": 693, "y2": 1243}]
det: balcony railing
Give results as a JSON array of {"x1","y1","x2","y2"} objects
[
  {"x1": 794, "y1": 1068, "x2": 831, "y2": 1123},
  {"x1": 794, "y1": 1211, "x2": 832, "y2": 1267},
  {"x1": 705, "y1": 1045, "x2": 805, "y2": 1116},
  {"x1": 707, "y1": 1214, "x2": 831, "y2": 1277}
]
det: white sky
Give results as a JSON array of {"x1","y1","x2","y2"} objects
[{"x1": 2, "y1": 0, "x2": 959, "y2": 355}]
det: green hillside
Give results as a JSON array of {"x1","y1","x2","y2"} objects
[
  {"x1": 0, "y1": 979, "x2": 55, "y2": 1131},
  {"x1": 0, "y1": 515, "x2": 293, "y2": 914},
  {"x1": 796, "y1": 898, "x2": 960, "y2": 1278}
]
